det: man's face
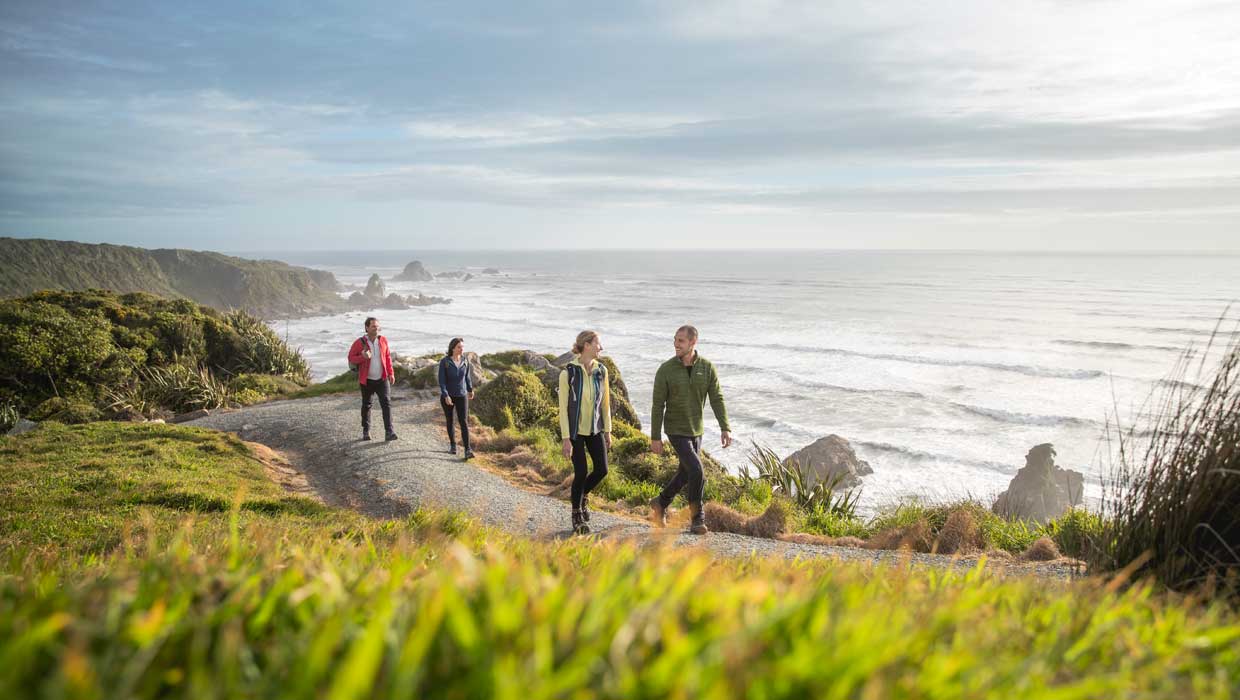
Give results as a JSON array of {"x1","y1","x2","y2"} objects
[
  {"x1": 673, "y1": 331, "x2": 695, "y2": 359},
  {"x1": 367, "y1": 320, "x2": 380, "y2": 336}
]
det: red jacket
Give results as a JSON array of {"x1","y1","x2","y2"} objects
[{"x1": 347, "y1": 335, "x2": 394, "y2": 385}]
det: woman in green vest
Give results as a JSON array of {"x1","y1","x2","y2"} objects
[{"x1": 558, "y1": 330, "x2": 612, "y2": 535}]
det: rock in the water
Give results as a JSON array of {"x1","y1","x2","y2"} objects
[
  {"x1": 380, "y1": 292, "x2": 408, "y2": 309},
  {"x1": 393, "y1": 260, "x2": 433, "y2": 282},
  {"x1": 785, "y1": 435, "x2": 872, "y2": 490},
  {"x1": 482, "y1": 267, "x2": 500, "y2": 275},
  {"x1": 363, "y1": 274, "x2": 386, "y2": 299},
  {"x1": 992, "y1": 443, "x2": 1084, "y2": 524},
  {"x1": 6, "y1": 418, "x2": 38, "y2": 436},
  {"x1": 435, "y1": 270, "x2": 467, "y2": 280}
]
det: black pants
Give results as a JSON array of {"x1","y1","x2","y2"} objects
[
  {"x1": 571, "y1": 432, "x2": 609, "y2": 510},
  {"x1": 657, "y1": 434, "x2": 704, "y2": 508},
  {"x1": 360, "y1": 379, "x2": 393, "y2": 435},
  {"x1": 441, "y1": 395, "x2": 470, "y2": 450}
]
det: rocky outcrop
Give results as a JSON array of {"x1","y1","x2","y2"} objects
[
  {"x1": 785, "y1": 435, "x2": 873, "y2": 490},
  {"x1": 392, "y1": 261, "x2": 433, "y2": 282},
  {"x1": 482, "y1": 267, "x2": 501, "y2": 275},
  {"x1": 992, "y1": 443, "x2": 1084, "y2": 524},
  {"x1": 364, "y1": 274, "x2": 386, "y2": 299},
  {"x1": 434, "y1": 270, "x2": 473, "y2": 281},
  {"x1": 348, "y1": 274, "x2": 451, "y2": 311}
]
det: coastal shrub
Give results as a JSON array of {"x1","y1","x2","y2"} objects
[
  {"x1": 107, "y1": 363, "x2": 232, "y2": 415},
  {"x1": 0, "y1": 290, "x2": 310, "y2": 416},
  {"x1": 800, "y1": 502, "x2": 871, "y2": 539},
  {"x1": 1045, "y1": 508, "x2": 1104, "y2": 559},
  {"x1": 218, "y1": 310, "x2": 311, "y2": 382},
  {"x1": 472, "y1": 369, "x2": 557, "y2": 432},
  {"x1": 1094, "y1": 333, "x2": 1240, "y2": 598},
  {"x1": 0, "y1": 299, "x2": 117, "y2": 410},
  {"x1": 593, "y1": 474, "x2": 661, "y2": 507},
  {"x1": 28, "y1": 397, "x2": 102, "y2": 424},
  {"x1": 479, "y1": 350, "x2": 532, "y2": 372}
]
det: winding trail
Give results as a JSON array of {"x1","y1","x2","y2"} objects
[{"x1": 191, "y1": 388, "x2": 1079, "y2": 578}]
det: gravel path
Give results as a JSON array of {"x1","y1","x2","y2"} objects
[{"x1": 190, "y1": 389, "x2": 1082, "y2": 579}]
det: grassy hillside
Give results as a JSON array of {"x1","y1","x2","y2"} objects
[
  {"x1": 3, "y1": 424, "x2": 1235, "y2": 699},
  {"x1": 0, "y1": 237, "x2": 344, "y2": 318}
]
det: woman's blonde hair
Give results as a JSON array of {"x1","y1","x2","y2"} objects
[{"x1": 572, "y1": 330, "x2": 599, "y2": 355}]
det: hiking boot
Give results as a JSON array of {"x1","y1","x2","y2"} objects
[
  {"x1": 648, "y1": 497, "x2": 667, "y2": 528},
  {"x1": 385, "y1": 432, "x2": 399, "y2": 442},
  {"x1": 581, "y1": 494, "x2": 591, "y2": 522},
  {"x1": 448, "y1": 445, "x2": 457, "y2": 455},
  {"x1": 463, "y1": 449, "x2": 475, "y2": 460},
  {"x1": 689, "y1": 502, "x2": 709, "y2": 535},
  {"x1": 361, "y1": 430, "x2": 371, "y2": 441},
  {"x1": 572, "y1": 510, "x2": 590, "y2": 536}
]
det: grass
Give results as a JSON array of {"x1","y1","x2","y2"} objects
[
  {"x1": 0, "y1": 422, "x2": 332, "y2": 554},
  {"x1": 2, "y1": 422, "x2": 1239, "y2": 697},
  {"x1": 1097, "y1": 331, "x2": 1240, "y2": 598},
  {"x1": 286, "y1": 370, "x2": 358, "y2": 399}
]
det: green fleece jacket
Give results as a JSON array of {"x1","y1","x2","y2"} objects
[{"x1": 650, "y1": 353, "x2": 730, "y2": 439}]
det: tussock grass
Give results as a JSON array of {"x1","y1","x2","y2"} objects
[{"x1": 1097, "y1": 329, "x2": 1240, "y2": 598}]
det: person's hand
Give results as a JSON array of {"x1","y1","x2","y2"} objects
[
  {"x1": 562, "y1": 439, "x2": 572, "y2": 460},
  {"x1": 604, "y1": 432, "x2": 612, "y2": 451},
  {"x1": 721, "y1": 431, "x2": 733, "y2": 449},
  {"x1": 444, "y1": 396, "x2": 453, "y2": 407},
  {"x1": 651, "y1": 440, "x2": 664, "y2": 456},
  {"x1": 363, "y1": 349, "x2": 372, "y2": 359},
  {"x1": 467, "y1": 391, "x2": 475, "y2": 400}
]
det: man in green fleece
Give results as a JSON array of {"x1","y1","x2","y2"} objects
[{"x1": 649, "y1": 324, "x2": 732, "y2": 535}]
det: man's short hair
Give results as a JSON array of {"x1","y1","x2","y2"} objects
[
  {"x1": 364, "y1": 316, "x2": 378, "y2": 329},
  {"x1": 676, "y1": 324, "x2": 698, "y2": 341}
]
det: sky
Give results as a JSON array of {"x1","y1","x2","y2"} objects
[{"x1": 1, "y1": 0, "x2": 1238, "y2": 251}]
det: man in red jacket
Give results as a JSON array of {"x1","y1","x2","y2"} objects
[{"x1": 347, "y1": 316, "x2": 398, "y2": 441}]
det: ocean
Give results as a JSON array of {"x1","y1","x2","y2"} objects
[{"x1": 254, "y1": 249, "x2": 1240, "y2": 513}]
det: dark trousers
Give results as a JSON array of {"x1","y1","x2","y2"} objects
[
  {"x1": 360, "y1": 379, "x2": 393, "y2": 435},
  {"x1": 441, "y1": 395, "x2": 470, "y2": 450},
  {"x1": 658, "y1": 434, "x2": 704, "y2": 508},
  {"x1": 571, "y1": 432, "x2": 609, "y2": 510}
]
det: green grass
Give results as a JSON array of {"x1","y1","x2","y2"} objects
[
  {"x1": 1, "y1": 423, "x2": 1239, "y2": 697},
  {"x1": 0, "y1": 422, "x2": 332, "y2": 554},
  {"x1": 287, "y1": 370, "x2": 358, "y2": 399}
]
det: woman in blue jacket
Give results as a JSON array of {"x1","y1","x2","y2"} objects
[{"x1": 438, "y1": 337, "x2": 475, "y2": 458}]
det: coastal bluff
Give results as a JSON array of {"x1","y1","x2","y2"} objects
[{"x1": 0, "y1": 237, "x2": 344, "y2": 318}]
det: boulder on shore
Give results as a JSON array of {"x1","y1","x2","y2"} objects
[
  {"x1": 785, "y1": 435, "x2": 873, "y2": 490},
  {"x1": 992, "y1": 443, "x2": 1084, "y2": 524},
  {"x1": 393, "y1": 261, "x2": 433, "y2": 282}
]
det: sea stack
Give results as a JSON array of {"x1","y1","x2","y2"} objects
[{"x1": 393, "y1": 260, "x2": 433, "y2": 282}]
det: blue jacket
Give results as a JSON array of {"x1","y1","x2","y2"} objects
[{"x1": 438, "y1": 356, "x2": 473, "y2": 398}]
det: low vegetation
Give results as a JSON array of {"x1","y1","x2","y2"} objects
[
  {"x1": 1095, "y1": 333, "x2": 1240, "y2": 598},
  {"x1": 2, "y1": 422, "x2": 1238, "y2": 698},
  {"x1": 0, "y1": 290, "x2": 311, "y2": 423}
]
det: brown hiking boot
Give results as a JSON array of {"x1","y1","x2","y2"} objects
[
  {"x1": 689, "y1": 502, "x2": 709, "y2": 535},
  {"x1": 648, "y1": 497, "x2": 667, "y2": 528}
]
